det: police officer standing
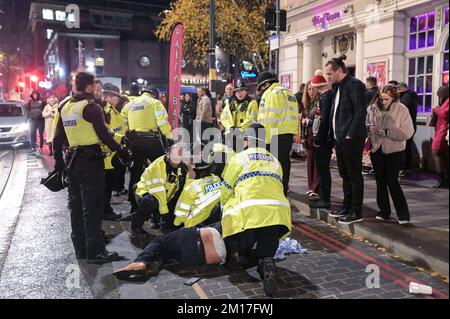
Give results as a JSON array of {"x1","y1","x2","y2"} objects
[
  {"x1": 220, "y1": 78, "x2": 258, "y2": 151},
  {"x1": 256, "y1": 72, "x2": 299, "y2": 195},
  {"x1": 53, "y1": 72, "x2": 125, "y2": 264},
  {"x1": 121, "y1": 85, "x2": 173, "y2": 214}
]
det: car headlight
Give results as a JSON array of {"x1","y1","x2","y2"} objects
[{"x1": 11, "y1": 123, "x2": 30, "y2": 133}]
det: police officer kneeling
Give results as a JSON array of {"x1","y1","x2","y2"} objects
[
  {"x1": 53, "y1": 72, "x2": 128, "y2": 264},
  {"x1": 220, "y1": 123, "x2": 292, "y2": 297},
  {"x1": 132, "y1": 142, "x2": 187, "y2": 237}
]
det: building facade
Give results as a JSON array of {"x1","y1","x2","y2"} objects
[
  {"x1": 280, "y1": 0, "x2": 449, "y2": 169},
  {"x1": 29, "y1": 0, "x2": 171, "y2": 96}
]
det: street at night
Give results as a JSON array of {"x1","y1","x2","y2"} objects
[{"x1": 0, "y1": 0, "x2": 449, "y2": 307}]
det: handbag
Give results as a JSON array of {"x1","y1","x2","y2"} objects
[{"x1": 426, "y1": 112, "x2": 437, "y2": 127}]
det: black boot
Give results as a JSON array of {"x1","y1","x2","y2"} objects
[
  {"x1": 257, "y1": 257, "x2": 278, "y2": 297},
  {"x1": 433, "y1": 175, "x2": 448, "y2": 188},
  {"x1": 87, "y1": 250, "x2": 120, "y2": 264}
]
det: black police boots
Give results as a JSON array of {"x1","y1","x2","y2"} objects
[
  {"x1": 257, "y1": 257, "x2": 278, "y2": 297},
  {"x1": 87, "y1": 250, "x2": 120, "y2": 264}
]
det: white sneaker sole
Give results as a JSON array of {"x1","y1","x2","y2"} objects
[
  {"x1": 398, "y1": 220, "x2": 411, "y2": 225},
  {"x1": 329, "y1": 212, "x2": 347, "y2": 218},
  {"x1": 338, "y1": 218, "x2": 363, "y2": 225}
]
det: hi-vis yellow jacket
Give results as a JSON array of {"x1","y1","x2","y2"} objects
[
  {"x1": 121, "y1": 92, "x2": 172, "y2": 140},
  {"x1": 173, "y1": 175, "x2": 222, "y2": 228},
  {"x1": 220, "y1": 97, "x2": 258, "y2": 132},
  {"x1": 135, "y1": 155, "x2": 183, "y2": 215},
  {"x1": 103, "y1": 103, "x2": 126, "y2": 170},
  {"x1": 257, "y1": 83, "x2": 299, "y2": 144},
  {"x1": 60, "y1": 99, "x2": 101, "y2": 147},
  {"x1": 220, "y1": 147, "x2": 292, "y2": 239}
]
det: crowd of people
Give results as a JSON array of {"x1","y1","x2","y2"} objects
[
  {"x1": 292, "y1": 55, "x2": 449, "y2": 225},
  {"x1": 30, "y1": 53, "x2": 448, "y2": 298}
]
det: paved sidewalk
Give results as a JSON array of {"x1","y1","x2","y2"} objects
[{"x1": 288, "y1": 159, "x2": 449, "y2": 276}]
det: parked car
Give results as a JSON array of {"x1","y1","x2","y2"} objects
[{"x1": 0, "y1": 99, "x2": 31, "y2": 147}]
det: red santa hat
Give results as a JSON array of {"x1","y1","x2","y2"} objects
[{"x1": 311, "y1": 70, "x2": 328, "y2": 87}]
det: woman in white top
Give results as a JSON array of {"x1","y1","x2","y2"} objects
[{"x1": 42, "y1": 95, "x2": 59, "y2": 155}]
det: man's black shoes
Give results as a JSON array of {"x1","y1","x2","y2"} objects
[
  {"x1": 87, "y1": 250, "x2": 120, "y2": 264},
  {"x1": 338, "y1": 211, "x2": 363, "y2": 225},
  {"x1": 328, "y1": 209, "x2": 349, "y2": 218}
]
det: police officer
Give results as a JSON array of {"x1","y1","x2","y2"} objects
[
  {"x1": 220, "y1": 123, "x2": 292, "y2": 297},
  {"x1": 256, "y1": 72, "x2": 299, "y2": 195},
  {"x1": 220, "y1": 78, "x2": 258, "y2": 152},
  {"x1": 121, "y1": 85, "x2": 173, "y2": 214},
  {"x1": 124, "y1": 82, "x2": 141, "y2": 103},
  {"x1": 173, "y1": 149, "x2": 222, "y2": 228},
  {"x1": 53, "y1": 72, "x2": 126, "y2": 264},
  {"x1": 132, "y1": 143, "x2": 187, "y2": 236},
  {"x1": 102, "y1": 83, "x2": 126, "y2": 220}
]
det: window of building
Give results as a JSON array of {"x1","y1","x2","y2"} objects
[
  {"x1": 42, "y1": 9, "x2": 54, "y2": 20},
  {"x1": 408, "y1": 55, "x2": 434, "y2": 113},
  {"x1": 95, "y1": 57, "x2": 104, "y2": 75},
  {"x1": 46, "y1": 29, "x2": 53, "y2": 40},
  {"x1": 443, "y1": 37, "x2": 449, "y2": 86},
  {"x1": 55, "y1": 10, "x2": 66, "y2": 21},
  {"x1": 409, "y1": 11, "x2": 435, "y2": 51},
  {"x1": 94, "y1": 40, "x2": 103, "y2": 50}
]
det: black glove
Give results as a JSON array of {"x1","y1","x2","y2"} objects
[{"x1": 167, "y1": 139, "x2": 175, "y2": 148}]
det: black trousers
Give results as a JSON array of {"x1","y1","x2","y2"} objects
[
  {"x1": 134, "y1": 227, "x2": 205, "y2": 267},
  {"x1": 131, "y1": 193, "x2": 179, "y2": 234},
  {"x1": 371, "y1": 149, "x2": 410, "y2": 220},
  {"x1": 269, "y1": 134, "x2": 294, "y2": 195},
  {"x1": 67, "y1": 157, "x2": 105, "y2": 257},
  {"x1": 127, "y1": 135, "x2": 165, "y2": 210},
  {"x1": 335, "y1": 139, "x2": 365, "y2": 214},
  {"x1": 30, "y1": 119, "x2": 45, "y2": 150},
  {"x1": 115, "y1": 165, "x2": 126, "y2": 191},
  {"x1": 315, "y1": 145, "x2": 332, "y2": 202},
  {"x1": 225, "y1": 225, "x2": 287, "y2": 261},
  {"x1": 104, "y1": 169, "x2": 116, "y2": 216}
]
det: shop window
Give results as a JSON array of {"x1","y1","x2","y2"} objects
[
  {"x1": 42, "y1": 9, "x2": 54, "y2": 20},
  {"x1": 409, "y1": 11, "x2": 435, "y2": 51},
  {"x1": 55, "y1": 10, "x2": 66, "y2": 21},
  {"x1": 408, "y1": 55, "x2": 434, "y2": 113},
  {"x1": 443, "y1": 38, "x2": 449, "y2": 86}
]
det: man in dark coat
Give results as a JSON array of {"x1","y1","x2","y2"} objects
[{"x1": 397, "y1": 82, "x2": 418, "y2": 176}]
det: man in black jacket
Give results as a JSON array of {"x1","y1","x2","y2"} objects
[
  {"x1": 397, "y1": 82, "x2": 418, "y2": 176},
  {"x1": 25, "y1": 90, "x2": 45, "y2": 153},
  {"x1": 325, "y1": 55, "x2": 367, "y2": 225}
]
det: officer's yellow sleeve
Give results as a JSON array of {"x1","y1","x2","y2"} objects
[
  {"x1": 220, "y1": 156, "x2": 240, "y2": 207},
  {"x1": 220, "y1": 100, "x2": 234, "y2": 130},
  {"x1": 135, "y1": 165, "x2": 169, "y2": 214},
  {"x1": 173, "y1": 179, "x2": 195, "y2": 227},
  {"x1": 120, "y1": 102, "x2": 130, "y2": 130},
  {"x1": 240, "y1": 100, "x2": 259, "y2": 132},
  {"x1": 154, "y1": 101, "x2": 172, "y2": 140}
]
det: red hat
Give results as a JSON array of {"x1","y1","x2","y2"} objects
[{"x1": 311, "y1": 70, "x2": 328, "y2": 87}]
